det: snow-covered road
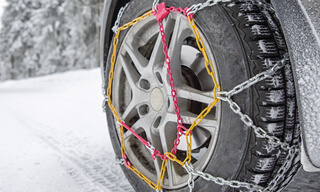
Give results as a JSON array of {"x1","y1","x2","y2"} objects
[
  {"x1": 0, "y1": 68, "x2": 319, "y2": 191},
  {"x1": 0, "y1": 69, "x2": 134, "y2": 192}
]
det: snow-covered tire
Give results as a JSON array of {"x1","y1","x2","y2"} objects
[{"x1": 104, "y1": 0, "x2": 301, "y2": 191}]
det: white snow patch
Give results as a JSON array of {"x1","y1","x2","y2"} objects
[
  {"x1": 264, "y1": 142, "x2": 277, "y2": 153},
  {"x1": 267, "y1": 75, "x2": 283, "y2": 88},
  {"x1": 227, "y1": 2, "x2": 236, "y2": 7},
  {"x1": 267, "y1": 90, "x2": 284, "y2": 103},
  {"x1": 258, "y1": 40, "x2": 277, "y2": 54},
  {"x1": 285, "y1": 130, "x2": 293, "y2": 142},
  {"x1": 251, "y1": 174, "x2": 264, "y2": 184},
  {"x1": 267, "y1": 123, "x2": 278, "y2": 134},
  {"x1": 287, "y1": 99, "x2": 295, "y2": 118},
  {"x1": 240, "y1": 2, "x2": 254, "y2": 11},
  {"x1": 252, "y1": 25, "x2": 271, "y2": 36},
  {"x1": 263, "y1": 58, "x2": 275, "y2": 68},
  {"x1": 268, "y1": 107, "x2": 284, "y2": 119},
  {"x1": 252, "y1": 25, "x2": 261, "y2": 35},
  {"x1": 257, "y1": 158, "x2": 274, "y2": 171}
]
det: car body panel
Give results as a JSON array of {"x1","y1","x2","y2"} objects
[
  {"x1": 100, "y1": 0, "x2": 320, "y2": 171},
  {"x1": 271, "y1": 0, "x2": 320, "y2": 171}
]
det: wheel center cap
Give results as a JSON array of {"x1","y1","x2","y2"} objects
[{"x1": 150, "y1": 88, "x2": 164, "y2": 111}]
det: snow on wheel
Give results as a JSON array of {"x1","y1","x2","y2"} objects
[{"x1": 103, "y1": 0, "x2": 301, "y2": 191}]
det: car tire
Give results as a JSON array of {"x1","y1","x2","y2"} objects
[{"x1": 104, "y1": 0, "x2": 301, "y2": 191}]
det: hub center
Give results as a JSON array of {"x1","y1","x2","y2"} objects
[{"x1": 150, "y1": 88, "x2": 164, "y2": 111}]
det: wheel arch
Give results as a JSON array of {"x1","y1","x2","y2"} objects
[{"x1": 271, "y1": 0, "x2": 320, "y2": 171}]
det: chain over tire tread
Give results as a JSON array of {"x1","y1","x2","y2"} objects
[{"x1": 221, "y1": 1, "x2": 300, "y2": 190}]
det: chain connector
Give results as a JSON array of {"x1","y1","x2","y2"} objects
[
  {"x1": 217, "y1": 91, "x2": 229, "y2": 101},
  {"x1": 153, "y1": 3, "x2": 170, "y2": 21}
]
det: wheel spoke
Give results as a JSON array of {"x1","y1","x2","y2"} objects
[
  {"x1": 123, "y1": 111, "x2": 155, "y2": 140},
  {"x1": 118, "y1": 54, "x2": 140, "y2": 90},
  {"x1": 143, "y1": 120, "x2": 164, "y2": 179},
  {"x1": 123, "y1": 41, "x2": 148, "y2": 74},
  {"x1": 121, "y1": 101, "x2": 147, "y2": 122},
  {"x1": 148, "y1": 32, "x2": 165, "y2": 71},
  {"x1": 166, "y1": 160, "x2": 179, "y2": 187},
  {"x1": 176, "y1": 85, "x2": 215, "y2": 105},
  {"x1": 167, "y1": 16, "x2": 193, "y2": 86},
  {"x1": 121, "y1": 101, "x2": 136, "y2": 122},
  {"x1": 165, "y1": 111, "x2": 219, "y2": 129},
  {"x1": 157, "y1": 119, "x2": 182, "y2": 187}
]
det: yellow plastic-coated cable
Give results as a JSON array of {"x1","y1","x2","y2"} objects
[
  {"x1": 183, "y1": 16, "x2": 221, "y2": 162},
  {"x1": 157, "y1": 160, "x2": 168, "y2": 190},
  {"x1": 165, "y1": 152, "x2": 185, "y2": 166},
  {"x1": 129, "y1": 166, "x2": 158, "y2": 190},
  {"x1": 119, "y1": 124, "x2": 126, "y2": 158},
  {"x1": 184, "y1": 132, "x2": 193, "y2": 164},
  {"x1": 107, "y1": 10, "x2": 153, "y2": 122}
]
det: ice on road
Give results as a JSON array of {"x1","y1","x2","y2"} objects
[{"x1": 0, "y1": 68, "x2": 319, "y2": 191}]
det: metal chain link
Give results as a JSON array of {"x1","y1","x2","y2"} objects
[
  {"x1": 219, "y1": 53, "x2": 289, "y2": 99},
  {"x1": 184, "y1": 163, "x2": 195, "y2": 192},
  {"x1": 186, "y1": 0, "x2": 232, "y2": 16},
  {"x1": 196, "y1": 171, "x2": 263, "y2": 191},
  {"x1": 218, "y1": 96, "x2": 291, "y2": 150},
  {"x1": 153, "y1": 0, "x2": 160, "y2": 11},
  {"x1": 264, "y1": 145, "x2": 300, "y2": 191},
  {"x1": 112, "y1": 3, "x2": 129, "y2": 33},
  {"x1": 102, "y1": 84, "x2": 108, "y2": 113},
  {"x1": 184, "y1": 163, "x2": 264, "y2": 191},
  {"x1": 115, "y1": 158, "x2": 126, "y2": 165}
]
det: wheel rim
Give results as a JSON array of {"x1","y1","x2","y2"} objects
[{"x1": 112, "y1": 12, "x2": 222, "y2": 189}]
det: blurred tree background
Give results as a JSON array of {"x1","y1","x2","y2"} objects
[{"x1": 0, "y1": 0, "x2": 103, "y2": 80}]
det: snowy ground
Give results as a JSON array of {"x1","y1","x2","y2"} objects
[
  {"x1": 0, "y1": 69, "x2": 134, "y2": 192},
  {"x1": 0, "y1": 68, "x2": 319, "y2": 192}
]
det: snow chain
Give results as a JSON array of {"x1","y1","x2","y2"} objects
[{"x1": 103, "y1": 0, "x2": 301, "y2": 191}]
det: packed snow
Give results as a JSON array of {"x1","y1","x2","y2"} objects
[{"x1": 0, "y1": 68, "x2": 319, "y2": 192}]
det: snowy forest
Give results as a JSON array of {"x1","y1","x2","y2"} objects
[{"x1": 0, "y1": 0, "x2": 102, "y2": 80}]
